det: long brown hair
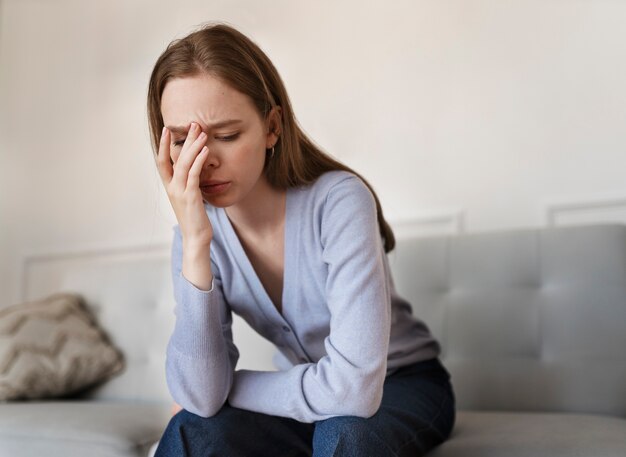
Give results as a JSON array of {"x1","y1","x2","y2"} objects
[{"x1": 147, "y1": 21, "x2": 396, "y2": 252}]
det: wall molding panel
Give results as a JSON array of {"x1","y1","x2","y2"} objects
[
  {"x1": 19, "y1": 241, "x2": 171, "y2": 303},
  {"x1": 390, "y1": 210, "x2": 465, "y2": 239},
  {"x1": 543, "y1": 195, "x2": 626, "y2": 227}
]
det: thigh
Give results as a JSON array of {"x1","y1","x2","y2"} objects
[
  {"x1": 154, "y1": 402, "x2": 315, "y2": 457},
  {"x1": 313, "y1": 358, "x2": 456, "y2": 457}
]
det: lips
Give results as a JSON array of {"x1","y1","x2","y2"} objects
[
  {"x1": 200, "y1": 181, "x2": 231, "y2": 195},
  {"x1": 201, "y1": 180, "x2": 229, "y2": 186}
]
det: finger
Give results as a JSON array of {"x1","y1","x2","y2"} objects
[
  {"x1": 156, "y1": 127, "x2": 173, "y2": 183},
  {"x1": 187, "y1": 146, "x2": 209, "y2": 189},
  {"x1": 178, "y1": 122, "x2": 202, "y2": 163},
  {"x1": 169, "y1": 124, "x2": 191, "y2": 166},
  {"x1": 172, "y1": 131, "x2": 206, "y2": 185},
  {"x1": 172, "y1": 128, "x2": 207, "y2": 186},
  {"x1": 169, "y1": 122, "x2": 199, "y2": 170}
]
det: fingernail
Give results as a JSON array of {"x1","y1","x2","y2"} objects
[{"x1": 162, "y1": 126, "x2": 167, "y2": 136}]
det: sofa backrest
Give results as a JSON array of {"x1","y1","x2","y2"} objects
[
  {"x1": 23, "y1": 223, "x2": 626, "y2": 414},
  {"x1": 388, "y1": 223, "x2": 626, "y2": 418},
  {"x1": 22, "y1": 243, "x2": 278, "y2": 404},
  {"x1": 22, "y1": 246, "x2": 175, "y2": 403}
]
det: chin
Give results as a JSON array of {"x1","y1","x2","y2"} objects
[{"x1": 201, "y1": 194, "x2": 235, "y2": 208}]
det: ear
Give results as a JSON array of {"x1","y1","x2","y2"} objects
[{"x1": 265, "y1": 105, "x2": 282, "y2": 148}]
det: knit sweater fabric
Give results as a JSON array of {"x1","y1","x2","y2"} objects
[{"x1": 166, "y1": 170, "x2": 441, "y2": 423}]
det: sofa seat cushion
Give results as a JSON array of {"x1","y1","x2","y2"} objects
[
  {"x1": 0, "y1": 400, "x2": 170, "y2": 457},
  {"x1": 430, "y1": 411, "x2": 626, "y2": 457}
]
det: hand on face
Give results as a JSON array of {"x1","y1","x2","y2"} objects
[{"x1": 156, "y1": 121, "x2": 213, "y2": 246}]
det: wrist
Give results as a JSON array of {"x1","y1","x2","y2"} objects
[{"x1": 182, "y1": 237, "x2": 212, "y2": 253}]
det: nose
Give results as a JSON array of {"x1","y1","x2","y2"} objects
[{"x1": 202, "y1": 146, "x2": 219, "y2": 169}]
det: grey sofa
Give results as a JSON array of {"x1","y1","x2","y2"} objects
[
  {"x1": 0, "y1": 250, "x2": 175, "y2": 457},
  {"x1": 1, "y1": 222, "x2": 625, "y2": 456},
  {"x1": 390, "y1": 222, "x2": 626, "y2": 456}
]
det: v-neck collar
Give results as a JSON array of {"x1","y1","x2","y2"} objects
[{"x1": 218, "y1": 188, "x2": 293, "y2": 321}]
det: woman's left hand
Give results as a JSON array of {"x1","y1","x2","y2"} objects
[{"x1": 171, "y1": 401, "x2": 183, "y2": 416}]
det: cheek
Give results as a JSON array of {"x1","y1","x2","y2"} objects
[{"x1": 229, "y1": 139, "x2": 266, "y2": 166}]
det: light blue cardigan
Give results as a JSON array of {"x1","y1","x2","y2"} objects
[{"x1": 165, "y1": 170, "x2": 440, "y2": 423}]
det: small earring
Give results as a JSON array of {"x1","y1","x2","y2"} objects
[{"x1": 271, "y1": 146, "x2": 275, "y2": 158}]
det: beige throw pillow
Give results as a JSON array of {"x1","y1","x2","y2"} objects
[{"x1": 0, "y1": 292, "x2": 124, "y2": 401}]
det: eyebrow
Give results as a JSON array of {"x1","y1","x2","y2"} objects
[{"x1": 166, "y1": 119, "x2": 243, "y2": 133}]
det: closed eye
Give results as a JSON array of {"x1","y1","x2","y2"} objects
[
  {"x1": 172, "y1": 133, "x2": 239, "y2": 147},
  {"x1": 217, "y1": 133, "x2": 239, "y2": 142}
]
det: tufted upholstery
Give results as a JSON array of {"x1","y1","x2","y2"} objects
[
  {"x1": 2, "y1": 222, "x2": 625, "y2": 456},
  {"x1": 19, "y1": 250, "x2": 176, "y2": 404},
  {"x1": 390, "y1": 223, "x2": 626, "y2": 417},
  {"x1": 388, "y1": 222, "x2": 626, "y2": 455}
]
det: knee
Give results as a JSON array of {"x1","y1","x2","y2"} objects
[
  {"x1": 167, "y1": 408, "x2": 206, "y2": 430},
  {"x1": 168, "y1": 406, "x2": 235, "y2": 435},
  {"x1": 169, "y1": 408, "x2": 194, "y2": 425},
  {"x1": 314, "y1": 416, "x2": 383, "y2": 456},
  {"x1": 158, "y1": 406, "x2": 238, "y2": 452},
  {"x1": 318, "y1": 415, "x2": 371, "y2": 439}
]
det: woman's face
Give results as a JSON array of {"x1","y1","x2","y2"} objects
[{"x1": 160, "y1": 73, "x2": 277, "y2": 207}]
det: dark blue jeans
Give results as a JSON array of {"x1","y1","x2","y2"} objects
[{"x1": 154, "y1": 357, "x2": 455, "y2": 456}]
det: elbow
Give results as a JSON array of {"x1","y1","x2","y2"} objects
[
  {"x1": 340, "y1": 392, "x2": 382, "y2": 418},
  {"x1": 317, "y1": 361, "x2": 387, "y2": 419},
  {"x1": 346, "y1": 365, "x2": 386, "y2": 418},
  {"x1": 165, "y1": 352, "x2": 233, "y2": 418},
  {"x1": 358, "y1": 396, "x2": 383, "y2": 418},
  {"x1": 169, "y1": 380, "x2": 230, "y2": 419},
  {"x1": 332, "y1": 377, "x2": 384, "y2": 419},
  {"x1": 183, "y1": 396, "x2": 227, "y2": 418}
]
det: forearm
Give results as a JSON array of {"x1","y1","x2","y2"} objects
[
  {"x1": 166, "y1": 226, "x2": 239, "y2": 417},
  {"x1": 166, "y1": 275, "x2": 236, "y2": 416},
  {"x1": 228, "y1": 353, "x2": 387, "y2": 423},
  {"x1": 166, "y1": 340, "x2": 234, "y2": 417},
  {"x1": 182, "y1": 239, "x2": 213, "y2": 291}
]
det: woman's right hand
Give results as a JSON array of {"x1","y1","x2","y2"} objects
[{"x1": 156, "y1": 122, "x2": 213, "y2": 247}]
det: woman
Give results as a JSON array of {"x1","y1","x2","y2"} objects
[{"x1": 148, "y1": 21, "x2": 455, "y2": 457}]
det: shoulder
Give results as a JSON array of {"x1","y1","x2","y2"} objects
[
  {"x1": 309, "y1": 169, "x2": 363, "y2": 192},
  {"x1": 298, "y1": 171, "x2": 378, "y2": 242},
  {"x1": 301, "y1": 170, "x2": 375, "y2": 210}
]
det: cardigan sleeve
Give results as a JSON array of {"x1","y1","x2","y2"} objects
[
  {"x1": 227, "y1": 176, "x2": 391, "y2": 422},
  {"x1": 164, "y1": 225, "x2": 240, "y2": 417}
]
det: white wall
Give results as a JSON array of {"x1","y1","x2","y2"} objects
[{"x1": 2, "y1": 0, "x2": 626, "y2": 308}]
